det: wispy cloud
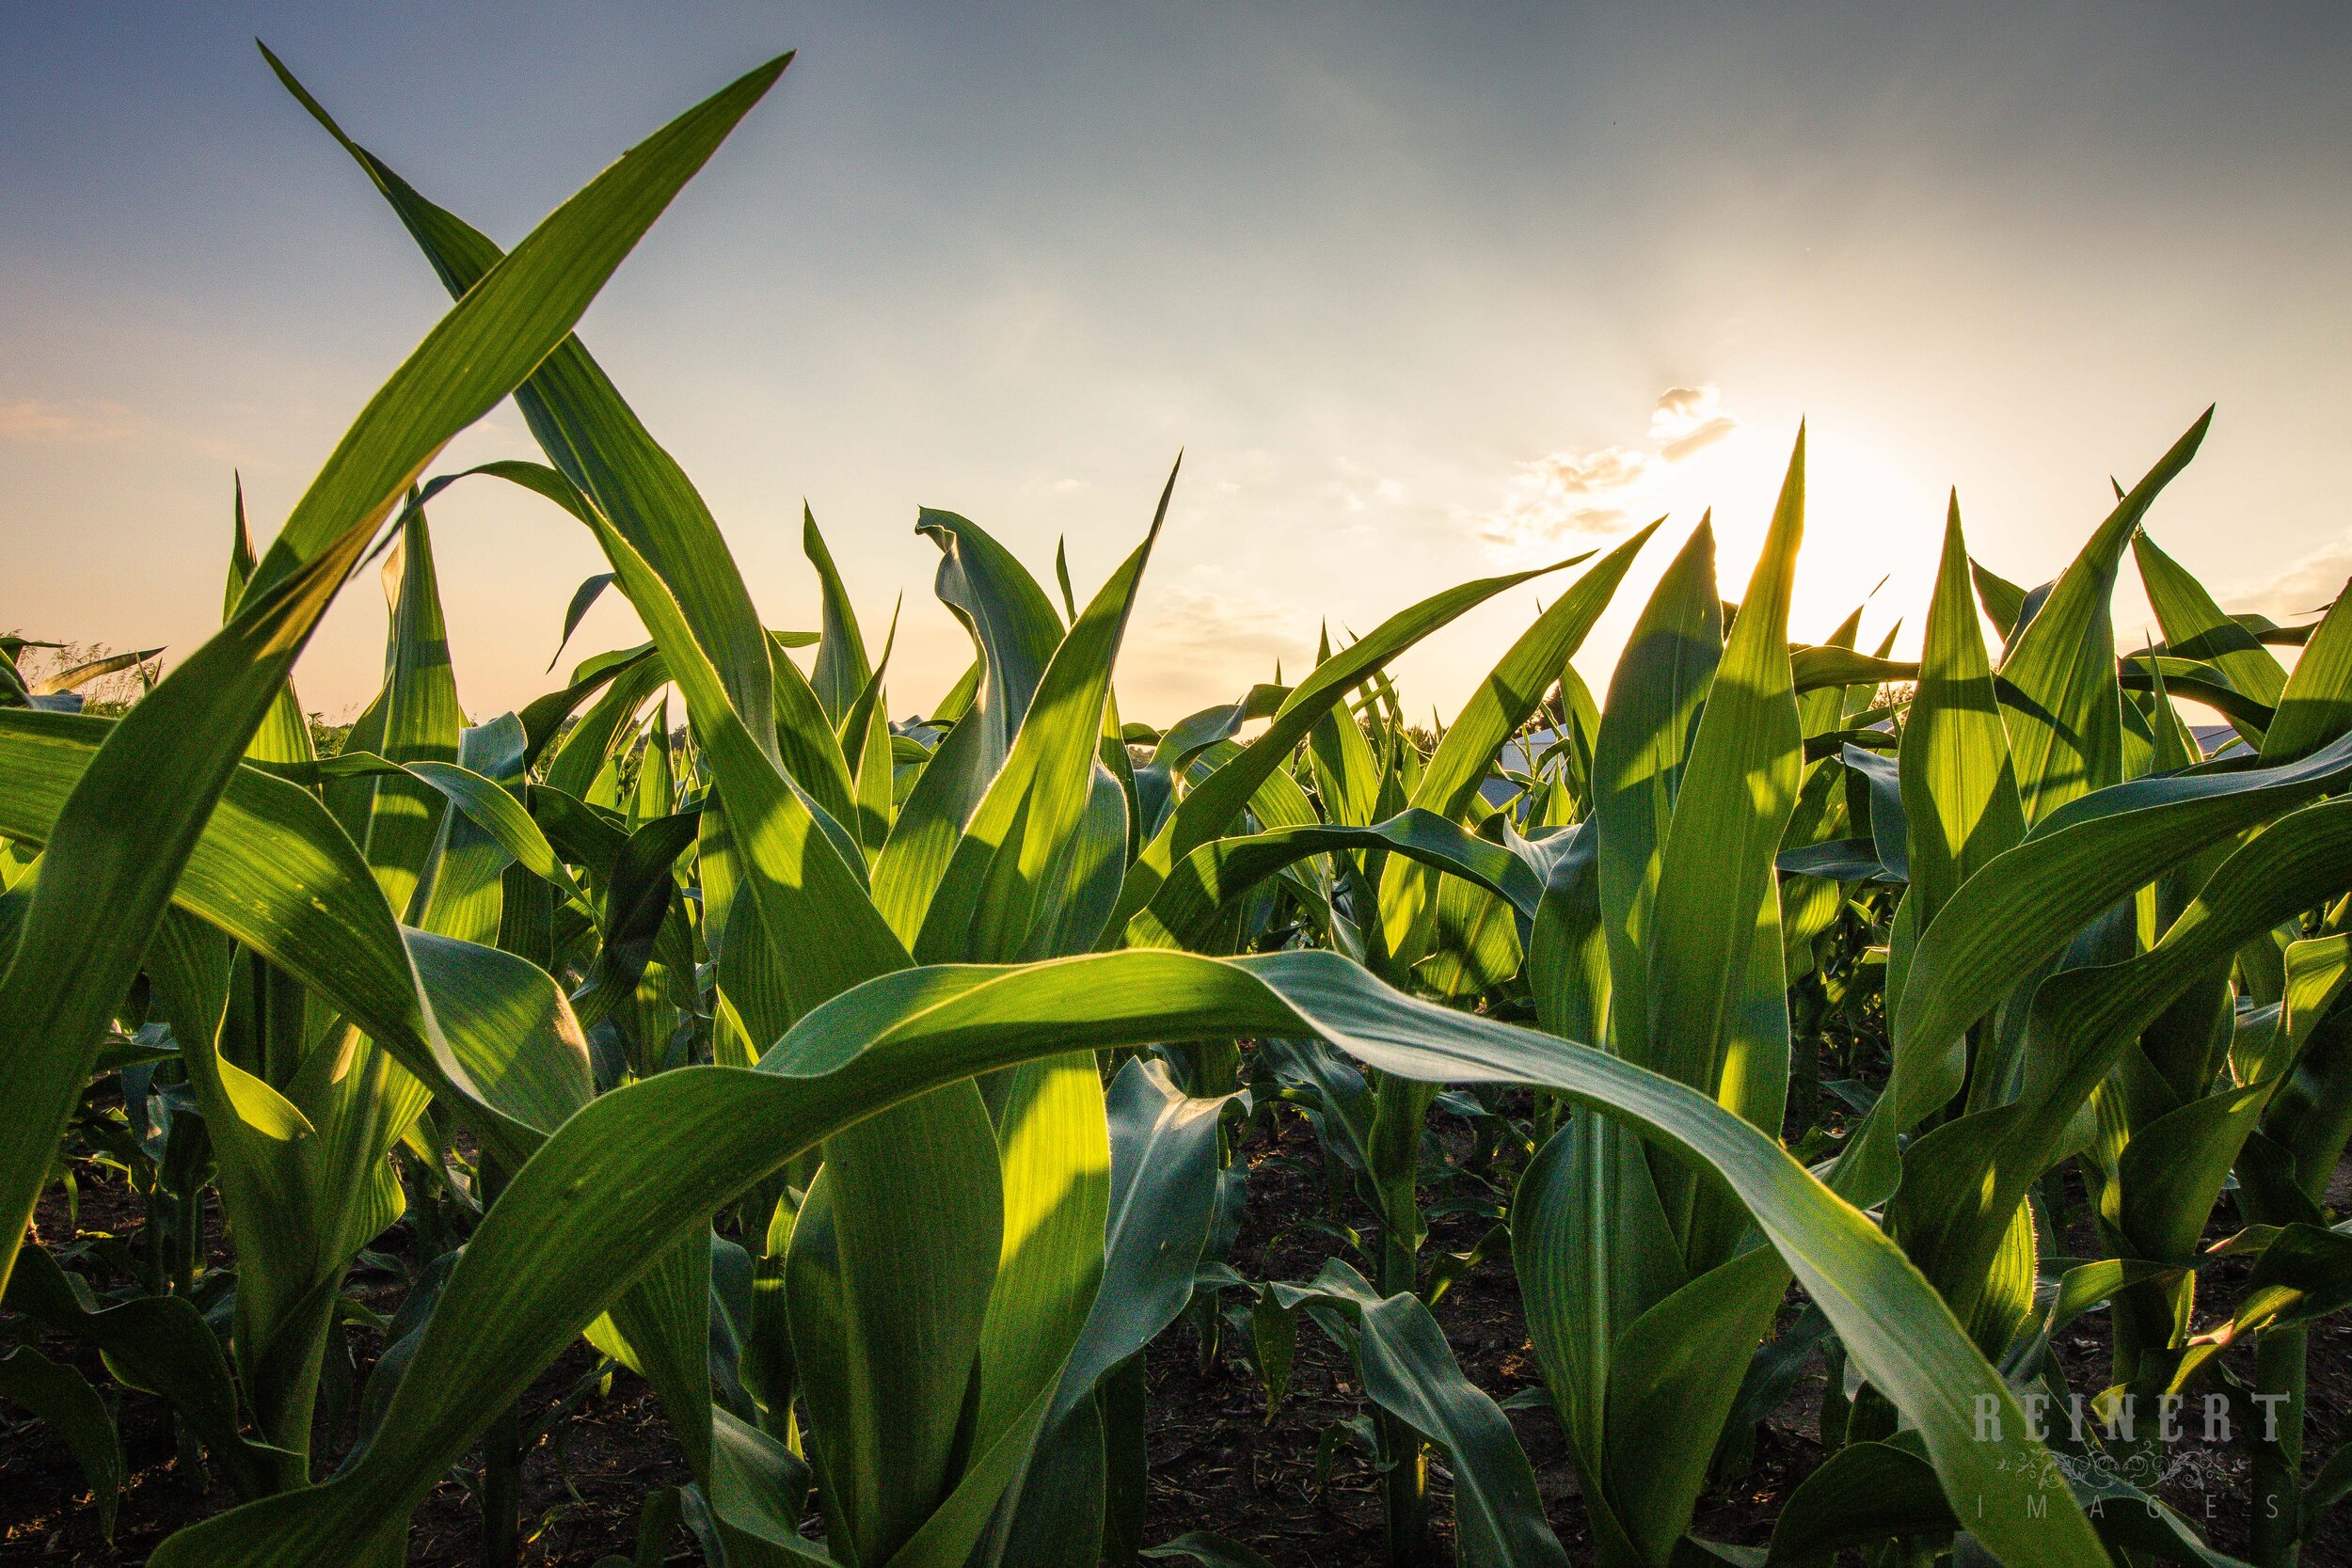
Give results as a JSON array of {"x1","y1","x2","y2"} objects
[
  {"x1": 1139, "y1": 581, "x2": 1300, "y2": 661},
  {"x1": 1534, "y1": 444, "x2": 1650, "y2": 496},
  {"x1": 0, "y1": 397, "x2": 135, "y2": 445},
  {"x1": 1125, "y1": 575, "x2": 1308, "y2": 709},
  {"x1": 1472, "y1": 385, "x2": 1742, "y2": 548},
  {"x1": 0, "y1": 395, "x2": 242, "y2": 467},
  {"x1": 2228, "y1": 536, "x2": 2352, "y2": 626},
  {"x1": 1651, "y1": 385, "x2": 1740, "y2": 459}
]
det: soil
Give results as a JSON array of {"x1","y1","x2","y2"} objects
[{"x1": 5, "y1": 1108, "x2": 2349, "y2": 1566}]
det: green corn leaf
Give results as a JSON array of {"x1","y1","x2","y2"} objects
[
  {"x1": 1409, "y1": 526, "x2": 1657, "y2": 824},
  {"x1": 1899, "y1": 496, "x2": 2025, "y2": 941},
  {"x1": 150, "y1": 948, "x2": 2103, "y2": 1568},
  {"x1": 786, "y1": 1115, "x2": 1002, "y2": 1563},
  {"x1": 1636, "y1": 434, "x2": 1805, "y2": 1269},
  {"x1": 1763, "y1": 1440, "x2": 1950, "y2": 1566},
  {"x1": 1056, "y1": 1058, "x2": 1234, "y2": 1417},
  {"x1": 330, "y1": 507, "x2": 464, "y2": 929},
  {"x1": 1115, "y1": 556, "x2": 1583, "y2": 930},
  {"x1": 1645, "y1": 434, "x2": 1804, "y2": 1101},
  {"x1": 546, "y1": 570, "x2": 616, "y2": 673},
  {"x1": 863, "y1": 1051, "x2": 1112, "y2": 1568},
  {"x1": 839, "y1": 606, "x2": 901, "y2": 859},
  {"x1": 1513, "y1": 1105, "x2": 1683, "y2": 1545},
  {"x1": 1594, "y1": 522, "x2": 1723, "y2": 1068},
  {"x1": 1131, "y1": 808, "x2": 1541, "y2": 952},
  {"x1": 805, "y1": 504, "x2": 872, "y2": 727},
  {"x1": 2261, "y1": 575, "x2": 2352, "y2": 761},
  {"x1": 2115, "y1": 1081, "x2": 2270, "y2": 1265},
  {"x1": 1997, "y1": 410, "x2": 2209, "y2": 823},
  {"x1": 317, "y1": 750, "x2": 590, "y2": 917},
  {"x1": 265, "y1": 43, "x2": 786, "y2": 757},
  {"x1": 2119, "y1": 654, "x2": 2275, "y2": 739},
  {"x1": 758, "y1": 627, "x2": 862, "y2": 834},
  {"x1": 704, "y1": 1408, "x2": 830, "y2": 1562},
  {"x1": 870, "y1": 512, "x2": 1072, "y2": 942},
  {"x1": 981, "y1": 1056, "x2": 1240, "y2": 1562},
  {"x1": 0, "y1": 710, "x2": 592, "y2": 1160},
  {"x1": 2134, "y1": 529, "x2": 2287, "y2": 711},
  {"x1": 2232, "y1": 932, "x2": 2349, "y2": 1089},
  {"x1": 540, "y1": 646, "x2": 672, "y2": 795},
  {"x1": 0, "y1": 1343, "x2": 127, "y2": 1539},
  {"x1": 1968, "y1": 562, "x2": 2026, "y2": 642},
  {"x1": 918, "y1": 467, "x2": 1169, "y2": 961},
  {"x1": 1141, "y1": 1533, "x2": 1279, "y2": 1568},
  {"x1": 1893, "y1": 797, "x2": 2352, "y2": 1318},
  {"x1": 1842, "y1": 724, "x2": 2352, "y2": 1204},
  {"x1": 225, "y1": 483, "x2": 317, "y2": 768},
  {"x1": 916, "y1": 508, "x2": 1067, "y2": 773},
  {"x1": 1271, "y1": 1259, "x2": 1570, "y2": 1567},
  {"x1": 1603, "y1": 1246, "x2": 1790, "y2": 1566},
  {"x1": 1379, "y1": 522, "x2": 1656, "y2": 959},
  {"x1": 24, "y1": 647, "x2": 165, "y2": 699},
  {"x1": 5, "y1": 1244, "x2": 290, "y2": 1500},
  {"x1": 1788, "y1": 645, "x2": 1915, "y2": 694},
  {"x1": 0, "y1": 526, "x2": 371, "y2": 1294}
]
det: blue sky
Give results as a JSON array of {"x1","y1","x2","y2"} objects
[{"x1": 6, "y1": 3, "x2": 2349, "y2": 720}]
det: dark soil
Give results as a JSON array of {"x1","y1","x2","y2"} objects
[{"x1": 6, "y1": 1110, "x2": 2348, "y2": 1565}]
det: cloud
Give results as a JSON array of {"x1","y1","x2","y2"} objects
[
  {"x1": 1140, "y1": 582, "x2": 1300, "y2": 660},
  {"x1": 1470, "y1": 496, "x2": 1629, "y2": 549},
  {"x1": 1661, "y1": 416, "x2": 1739, "y2": 461},
  {"x1": 1472, "y1": 385, "x2": 1745, "y2": 548},
  {"x1": 1650, "y1": 385, "x2": 1740, "y2": 459},
  {"x1": 0, "y1": 397, "x2": 133, "y2": 445},
  {"x1": 2228, "y1": 537, "x2": 2352, "y2": 626},
  {"x1": 1123, "y1": 578, "x2": 1309, "y2": 712},
  {"x1": 1533, "y1": 444, "x2": 1650, "y2": 496},
  {"x1": 1327, "y1": 456, "x2": 1409, "y2": 515},
  {"x1": 1649, "y1": 386, "x2": 1712, "y2": 437}
]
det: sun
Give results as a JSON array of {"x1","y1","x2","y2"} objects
[{"x1": 1664, "y1": 415, "x2": 1947, "y2": 654}]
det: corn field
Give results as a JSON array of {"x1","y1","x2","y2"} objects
[{"x1": 8, "y1": 46, "x2": 2352, "y2": 1568}]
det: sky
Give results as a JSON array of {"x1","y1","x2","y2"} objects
[{"x1": 5, "y1": 2, "x2": 2350, "y2": 724}]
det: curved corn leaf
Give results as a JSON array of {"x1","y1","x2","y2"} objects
[
  {"x1": 1899, "y1": 496, "x2": 2025, "y2": 940},
  {"x1": 264, "y1": 43, "x2": 785, "y2": 756},
  {"x1": 0, "y1": 1343, "x2": 127, "y2": 1539},
  {"x1": 1271, "y1": 1259, "x2": 1569, "y2": 1567},
  {"x1": 2134, "y1": 530, "x2": 2286, "y2": 712},
  {"x1": 993, "y1": 1058, "x2": 1234, "y2": 1565},
  {"x1": 545, "y1": 571, "x2": 616, "y2": 673},
  {"x1": 1379, "y1": 522, "x2": 1656, "y2": 960},
  {"x1": 917, "y1": 467, "x2": 1168, "y2": 961},
  {"x1": 805, "y1": 505, "x2": 871, "y2": 727},
  {"x1": 151, "y1": 948, "x2": 2101, "y2": 1568},
  {"x1": 1131, "y1": 808, "x2": 1541, "y2": 952},
  {"x1": 1594, "y1": 521, "x2": 1722, "y2": 1065},
  {"x1": 1997, "y1": 411, "x2": 2207, "y2": 823},
  {"x1": 869, "y1": 512, "x2": 1071, "y2": 942},
  {"x1": 0, "y1": 710, "x2": 592, "y2": 1158},
  {"x1": 1843, "y1": 724, "x2": 2352, "y2": 1202},
  {"x1": 1114, "y1": 556, "x2": 1585, "y2": 929},
  {"x1": 2262, "y1": 578, "x2": 2352, "y2": 762},
  {"x1": 1896, "y1": 797, "x2": 2352, "y2": 1314},
  {"x1": 26, "y1": 646, "x2": 164, "y2": 699},
  {"x1": 1602, "y1": 1246, "x2": 1789, "y2": 1566},
  {"x1": 5, "y1": 1244, "x2": 289, "y2": 1500}
]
